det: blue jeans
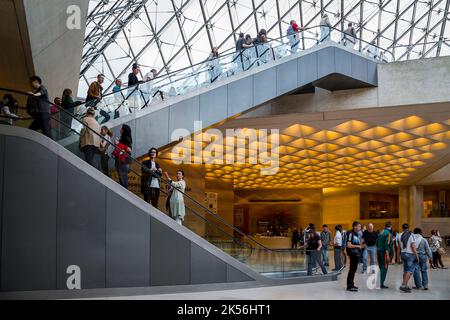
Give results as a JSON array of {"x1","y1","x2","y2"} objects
[
  {"x1": 321, "y1": 246, "x2": 330, "y2": 266},
  {"x1": 413, "y1": 253, "x2": 429, "y2": 288},
  {"x1": 401, "y1": 252, "x2": 417, "y2": 273},
  {"x1": 117, "y1": 163, "x2": 130, "y2": 189},
  {"x1": 363, "y1": 246, "x2": 376, "y2": 272},
  {"x1": 307, "y1": 250, "x2": 327, "y2": 276}
]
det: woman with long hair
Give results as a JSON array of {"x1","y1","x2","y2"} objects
[
  {"x1": 98, "y1": 125, "x2": 113, "y2": 176},
  {"x1": 114, "y1": 124, "x2": 132, "y2": 189}
]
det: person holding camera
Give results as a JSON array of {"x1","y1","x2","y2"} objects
[
  {"x1": 398, "y1": 223, "x2": 419, "y2": 292},
  {"x1": 346, "y1": 221, "x2": 365, "y2": 292},
  {"x1": 430, "y1": 230, "x2": 447, "y2": 269}
]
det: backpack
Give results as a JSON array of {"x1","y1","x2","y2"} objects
[
  {"x1": 342, "y1": 231, "x2": 348, "y2": 249},
  {"x1": 346, "y1": 230, "x2": 361, "y2": 256}
]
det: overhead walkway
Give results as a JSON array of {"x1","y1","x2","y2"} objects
[{"x1": 59, "y1": 26, "x2": 385, "y2": 157}]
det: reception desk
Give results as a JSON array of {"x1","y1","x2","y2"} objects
[{"x1": 253, "y1": 235, "x2": 291, "y2": 249}]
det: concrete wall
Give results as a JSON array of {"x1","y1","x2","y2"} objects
[
  {"x1": 242, "y1": 55, "x2": 450, "y2": 118},
  {"x1": 23, "y1": 0, "x2": 89, "y2": 99},
  {"x1": 0, "y1": 0, "x2": 34, "y2": 97},
  {"x1": 322, "y1": 191, "x2": 359, "y2": 230},
  {"x1": 0, "y1": 126, "x2": 260, "y2": 292}
]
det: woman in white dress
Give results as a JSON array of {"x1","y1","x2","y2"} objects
[{"x1": 164, "y1": 170, "x2": 186, "y2": 225}]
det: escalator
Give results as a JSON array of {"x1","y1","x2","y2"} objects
[{"x1": 0, "y1": 25, "x2": 388, "y2": 292}]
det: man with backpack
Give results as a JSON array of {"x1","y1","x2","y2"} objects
[
  {"x1": 346, "y1": 221, "x2": 365, "y2": 291},
  {"x1": 398, "y1": 223, "x2": 419, "y2": 292}
]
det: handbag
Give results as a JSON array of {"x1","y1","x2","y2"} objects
[
  {"x1": 165, "y1": 188, "x2": 174, "y2": 212},
  {"x1": 112, "y1": 142, "x2": 130, "y2": 165},
  {"x1": 438, "y1": 247, "x2": 446, "y2": 256}
]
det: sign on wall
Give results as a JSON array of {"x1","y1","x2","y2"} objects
[{"x1": 204, "y1": 192, "x2": 218, "y2": 214}]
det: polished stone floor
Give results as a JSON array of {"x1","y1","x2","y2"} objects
[{"x1": 95, "y1": 256, "x2": 450, "y2": 300}]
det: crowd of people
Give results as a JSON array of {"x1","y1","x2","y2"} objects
[
  {"x1": 293, "y1": 221, "x2": 447, "y2": 292},
  {"x1": 78, "y1": 115, "x2": 187, "y2": 226},
  {"x1": 0, "y1": 72, "x2": 187, "y2": 226}
]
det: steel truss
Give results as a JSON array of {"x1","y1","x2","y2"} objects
[{"x1": 80, "y1": 0, "x2": 450, "y2": 94}]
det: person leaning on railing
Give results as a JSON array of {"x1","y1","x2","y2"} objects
[
  {"x1": 86, "y1": 74, "x2": 111, "y2": 124},
  {"x1": 61, "y1": 88, "x2": 83, "y2": 136},
  {"x1": 286, "y1": 20, "x2": 303, "y2": 54},
  {"x1": 27, "y1": 76, "x2": 52, "y2": 139}
]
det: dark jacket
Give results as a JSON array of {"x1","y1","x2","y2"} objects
[
  {"x1": 26, "y1": 85, "x2": 50, "y2": 115},
  {"x1": 62, "y1": 96, "x2": 82, "y2": 115},
  {"x1": 141, "y1": 160, "x2": 162, "y2": 194},
  {"x1": 128, "y1": 73, "x2": 141, "y2": 87}
]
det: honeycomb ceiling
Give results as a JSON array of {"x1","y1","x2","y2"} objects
[{"x1": 159, "y1": 115, "x2": 450, "y2": 189}]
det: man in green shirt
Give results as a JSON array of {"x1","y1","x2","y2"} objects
[{"x1": 376, "y1": 221, "x2": 393, "y2": 289}]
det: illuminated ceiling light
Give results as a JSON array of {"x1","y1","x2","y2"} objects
[
  {"x1": 316, "y1": 153, "x2": 340, "y2": 161},
  {"x1": 381, "y1": 132, "x2": 417, "y2": 144},
  {"x1": 299, "y1": 158, "x2": 321, "y2": 165},
  {"x1": 358, "y1": 127, "x2": 393, "y2": 139},
  {"x1": 431, "y1": 131, "x2": 450, "y2": 141},
  {"x1": 278, "y1": 134, "x2": 296, "y2": 144},
  {"x1": 353, "y1": 160, "x2": 374, "y2": 166},
  {"x1": 375, "y1": 144, "x2": 406, "y2": 153},
  {"x1": 313, "y1": 143, "x2": 341, "y2": 153},
  {"x1": 393, "y1": 148, "x2": 421, "y2": 157},
  {"x1": 289, "y1": 138, "x2": 320, "y2": 149},
  {"x1": 410, "y1": 153, "x2": 434, "y2": 160},
  {"x1": 333, "y1": 120, "x2": 371, "y2": 134},
  {"x1": 309, "y1": 130, "x2": 344, "y2": 141},
  {"x1": 401, "y1": 137, "x2": 434, "y2": 148},
  {"x1": 354, "y1": 151, "x2": 379, "y2": 159},
  {"x1": 419, "y1": 142, "x2": 448, "y2": 151},
  {"x1": 409, "y1": 123, "x2": 449, "y2": 136},
  {"x1": 388, "y1": 116, "x2": 428, "y2": 131},
  {"x1": 282, "y1": 124, "x2": 317, "y2": 137},
  {"x1": 334, "y1": 156, "x2": 357, "y2": 164},
  {"x1": 294, "y1": 150, "x2": 321, "y2": 158},
  {"x1": 334, "y1": 147, "x2": 360, "y2": 156}
]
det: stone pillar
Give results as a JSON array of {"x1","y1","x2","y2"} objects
[
  {"x1": 409, "y1": 185, "x2": 424, "y2": 229},
  {"x1": 398, "y1": 186, "x2": 409, "y2": 229}
]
